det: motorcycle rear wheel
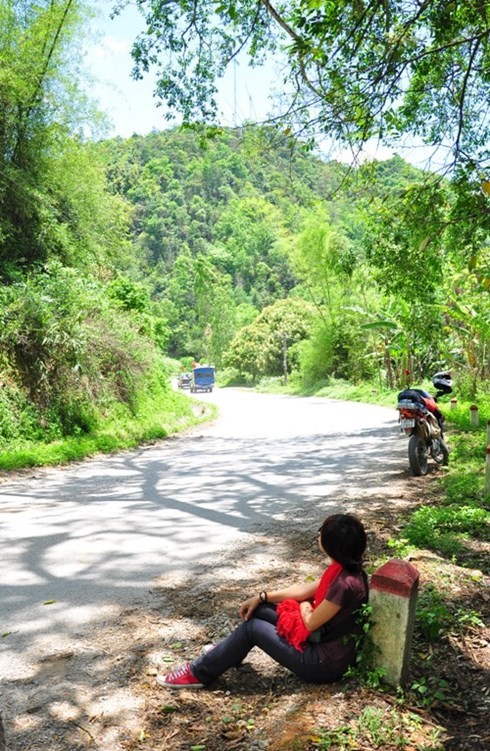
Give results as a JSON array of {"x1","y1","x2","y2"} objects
[
  {"x1": 408, "y1": 434, "x2": 429, "y2": 476},
  {"x1": 431, "y1": 438, "x2": 449, "y2": 466}
]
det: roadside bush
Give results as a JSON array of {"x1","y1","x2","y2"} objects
[
  {"x1": 107, "y1": 275, "x2": 171, "y2": 353},
  {"x1": 298, "y1": 317, "x2": 375, "y2": 386},
  {"x1": 449, "y1": 371, "x2": 490, "y2": 404},
  {"x1": 415, "y1": 585, "x2": 452, "y2": 641},
  {"x1": 0, "y1": 377, "x2": 47, "y2": 446},
  {"x1": 217, "y1": 366, "x2": 250, "y2": 386},
  {"x1": 0, "y1": 262, "x2": 170, "y2": 444}
]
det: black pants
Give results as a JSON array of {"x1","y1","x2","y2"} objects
[{"x1": 191, "y1": 603, "x2": 343, "y2": 685}]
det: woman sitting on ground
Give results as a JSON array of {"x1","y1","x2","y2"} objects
[{"x1": 157, "y1": 513, "x2": 369, "y2": 689}]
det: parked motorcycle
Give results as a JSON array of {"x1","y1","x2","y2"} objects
[{"x1": 397, "y1": 372, "x2": 453, "y2": 476}]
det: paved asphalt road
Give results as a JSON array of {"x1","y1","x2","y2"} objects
[{"x1": 0, "y1": 387, "x2": 406, "y2": 680}]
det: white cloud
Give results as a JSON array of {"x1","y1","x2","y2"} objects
[
  {"x1": 88, "y1": 36, "x2": 130, "y2": 61},
  {"x1": 334, "y1": 143, "x2": 395, "y2": 165}
]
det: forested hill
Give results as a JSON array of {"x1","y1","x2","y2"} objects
[
  {"x1": 98, "y1": 125, "x2": 353, "y2": 302},
  {"x1": 99, "y1": 126, "x2": 488, "y2": 398},
  {"x1": 99, "y1": 127, "x2": 351, "y2": 269},
  {"x1": 97, "y1": 126, "x2": 429, "y2": 371}
]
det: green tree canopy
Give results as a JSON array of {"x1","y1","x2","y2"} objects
[
  {"x1": 120, "y1": 0, "x2": 490, "y2": 176},
  {"x1": 115, "y1": 0, "x2": 490, "y2": 272},
  {"x1": 224, "y1": 297, "x2": 314, "y2": 380}
]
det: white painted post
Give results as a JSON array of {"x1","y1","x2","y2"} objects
[
  {"x1": 470, "y1": 404, "x2": 479, "y2": 427},
  {"x1": 450, "y1": 398, "x2": 457, "y2": 411},
  {"x1": 485, "y1": 446, "x2": 490, "y2": 497},
  {"x1": 369, "y1": 559, "x2": 419, "y2": 688}
]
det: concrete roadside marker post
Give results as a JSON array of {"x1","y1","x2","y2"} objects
[
  {"x1": 369, "y1": 559, "x2": 420, "y2": 688},
  {"x1": 469, "y1": 404, "x2": 479, "y2": 427},
  {"x1": 450, "y1": 398, "x2": 457, "y2": 411}
]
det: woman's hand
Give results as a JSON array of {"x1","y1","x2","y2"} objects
[{"x1": 239, "y1": 594, "x2": 260, "y2": 621}]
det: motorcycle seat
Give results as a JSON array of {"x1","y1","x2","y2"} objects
[{"x1": 397, "y1": 399, "x2": 426, "y2": 412}]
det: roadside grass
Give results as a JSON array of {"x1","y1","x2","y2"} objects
[
  {"x1": 254, "y1": 375, "x2": 397, "y2": 407},
  {"x1": 0, "y1": 389, "x2": 215, "y2": 471},
  {"x1": 401, "y1": 398, "x2": 490, "y2": 572},
  {"x1": 359, "y1": 392, "x2": 488, "y2": 750}
]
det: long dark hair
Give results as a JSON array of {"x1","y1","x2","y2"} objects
[{"x1": 319, "y1": 513, "x2": 367, "y2": 573}]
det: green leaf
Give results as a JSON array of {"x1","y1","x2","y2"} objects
[
  {"x1": 42, "y1": 599, "x2": 57, "y2": 605},
  {"x1": 361, "y1": 321, "x2": 399, "y2": 330}
]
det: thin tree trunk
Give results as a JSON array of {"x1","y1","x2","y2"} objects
[
  {"x1": 13, "y1": 0, "x2": 75, "y2": 163},
  {"x1": 282, "y1": 336, "x2": 288, "y2": 383}
]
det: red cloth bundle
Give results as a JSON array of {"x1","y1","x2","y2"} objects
[
  {"x1": 276, "y1": 561, "x2": 343, "y2": 652},
  {"x1": 276, "y1": 599, "x2": 310, "y2": 650}
]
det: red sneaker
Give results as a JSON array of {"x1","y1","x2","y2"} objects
[{"x1": 156, "y1": 662, "x2": 204, "y2": 689}]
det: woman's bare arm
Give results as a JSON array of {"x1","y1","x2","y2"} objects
[
  {"x1": 239, "y1": 579, "x2": 320, "y2": 620},
  {"x1": 266, "y1": 580, "x2": 319, "y2": 603},
  {"x1": 299, "y1": 597, "x2": 341, "y2": 631}
]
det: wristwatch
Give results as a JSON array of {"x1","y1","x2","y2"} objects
[{"x1": 259, "y1": 591, "x2": 268, "y2": 603}]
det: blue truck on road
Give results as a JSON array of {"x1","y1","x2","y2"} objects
[{"x1": 191, "y1": 366, "x2": 215, "y2": 393}]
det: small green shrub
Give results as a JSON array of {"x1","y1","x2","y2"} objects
[
  {"x1": 409, "y1": 676, "x2": 451, "y2": 708},
  {"x1": 386, "y1": 537, "x2": 417, "y2": 558},
  {"x1": 311, "y1": 725, "x2": 355, "y2": 750},
  {"x1": 415, "y1": 585, "x2": 451, "y2": 641},
  {"x1": 415, "y1": 585, "x2": 484, "y2": 642},
  {"x1": 344, "y1": 603, "x2": 386, "y2": 688},
  {"x1": 217, "y1": 366, "x2": 251, "y2": 386},
  {"x1": 454, "y1": 608, "x2": 484, "y2": 630}
]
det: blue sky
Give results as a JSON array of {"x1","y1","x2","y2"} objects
[
  {"x1": 84, "y1": 1, "x2": 280, "y2": 138},
  {"x1": 84, "y1": 2, "x2": 443, "y2": 168}
]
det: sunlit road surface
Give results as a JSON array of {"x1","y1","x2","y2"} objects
[{"x1": 0, "y1": 388, "x2": 406, "y2": 679}]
